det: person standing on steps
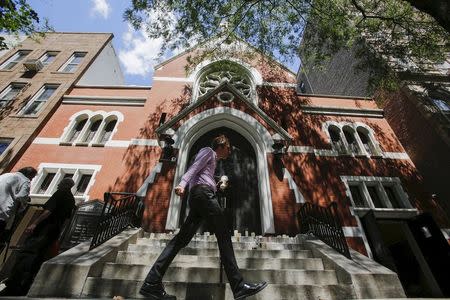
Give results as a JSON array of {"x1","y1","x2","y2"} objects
[{"x1": 139, "y1": 134, "x2": 267, "y2": 300}]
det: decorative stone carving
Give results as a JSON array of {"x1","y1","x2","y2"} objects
[{"x1": 198, "y1": 70, "x2": 252, "y2": 98}]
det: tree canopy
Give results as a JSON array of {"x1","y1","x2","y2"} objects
[
  {"x1": 124, "y1": 0, "x2": 449, "y2": 88},
  {"x1": 0, "y1": 0, "x2": 50, "y2": 50}
]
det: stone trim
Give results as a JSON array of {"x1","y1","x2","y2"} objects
[
  {"x1": 283, "y1": 168, "x2": 305, "y2": 203},
  {"x1": 301, "y1": 105, "x2": 384, "y2": 118},
  {"x1": 62, "y1": 95, "x2": 146, "y2": 106}
]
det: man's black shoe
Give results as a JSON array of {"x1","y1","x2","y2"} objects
[
  {"x1": 234, "y1": 282, "x2": 268, "y2": 300},
  {"x1": 139, "y1": 281, "x2": 176, "y2": 300}
]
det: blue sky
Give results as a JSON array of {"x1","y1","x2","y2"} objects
[{"x1": 28, "y1": 0, "x2": 299, "y2": 86}]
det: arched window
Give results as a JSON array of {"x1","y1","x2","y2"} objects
[
  {"x1": 328, "y1": 125, "x2": 346, "y2": 154},
  {"x1": 67, "y1": 117, "x2": 88, "y2": 143},
  {"x1": 357, "y1": 127, "x2": 374, "y2": 155},
  {"x1": 83, "y1": 118, "x2": 102, "y2": 143},
  {"x1": 343, "y1": 126, "x2": 361, "y2": 154},
  {"x1": 98, "y1": 118, "x2": 117, "y2": 144}
]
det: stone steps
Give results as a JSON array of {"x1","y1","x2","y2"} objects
[
  {"x1": 135, "y1": 238, "x2": 305, "y2": 250},
  {"x1": 115, "y1": 251, "x2": 325, "y2": 270},
  {"x1": 127, "y1": 244, "x2": 313, "y2": 259},
  {"x1": 82, "y1": 278, "x2": 355, "y2": 300},
  {"x1": 101, "y1": 264, "x2": 338, "y2": 285}
]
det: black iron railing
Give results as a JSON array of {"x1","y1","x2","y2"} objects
[
  {"x1": 298, "y1": 202, "x2": 351, "y2": 259},
  {"x1": 89, "y1": 192, "x2": 143, "y2": 250}
]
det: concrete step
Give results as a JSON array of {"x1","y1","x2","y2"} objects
[
  {"x1": 82, "y1": 278, "x2": 355, "y2": 299},
  {"x1": 143, "y1": 232, "x2": 301, "y2": 244},
  {"x1": 101, "y1": 264, "x2": 338, "y2": 285},
  {"x1": 115, "y1": 251, "x2": 325, "y2": 270},
  {"x1": 127, "y1": 244, "x2": 313, "y2": 259},
  {"x1": 135, "y1": 238, "x2": 305, "y2": 250}
]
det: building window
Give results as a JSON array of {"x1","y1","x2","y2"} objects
[
  {"x1": 357, "y1": 127, "x2": 379, "y2": 156},
  {"x1": 0, "y1": 50, "x2": 31, "y2": 70},
  {"x1": 0, "y1": 138, "x2": 13, "y2": 156},
  {"x1": 32, "y1": 165, "x2": 98, "y2": 200},
  {"x1": 343, "y1": 126, "x2": 361, "y2": 154},
  {"x1": 39, "y1": 51, "x2": 58, "y2": 66},
  {"x1": 0, "y1": 83, "x2": 26, "y2": 107},
  {"x1": 75, "y1": 174, "x2": 92, "y2": 196},
  {"x1": 328, "y1": 125, "x2": 346, "y2": 154},
  {"x1": 67, "y1": 117, "x2": 88, "y2": 142},
  {"x1": 63, "y1": 112, "x2": 122, "y2": 146},
  {"x1": 83, "y1": 119, "x2": 102, "y2": 143},
  {"x1": 58, "y1": 52, "x2": 86, "y2": 73},
  {"x1": 20, "y1": 85, "x2": 59, "y2": 115},
  {"x1": 37, "y1": 172, "x2": 56, "y2": 194},
  {"x1": 344, "y1": 176, "x2": 412, "y2": 210},
  {"x1": 98, "y1": 119, "x2": 117, "y2": 143}
]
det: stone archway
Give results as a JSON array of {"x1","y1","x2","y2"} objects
[{"x1": 164, "y1": 107, "x2": 276, "y2": 234}]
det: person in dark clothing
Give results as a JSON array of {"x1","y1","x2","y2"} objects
[
  {"x1": 0, "y1": 178, "x2": 76, "y2": 296},
  {"x1": 139, "y1": 135, "x2": 267, "y2": 300}
]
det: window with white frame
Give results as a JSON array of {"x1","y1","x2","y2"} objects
[
  {"x1": 32, "y1": 166, "x2": 98, "y2": 199},
  {"x1": 0, "y1": 83, "x2": 27, "y2": 107},
  {"x1": 20, "y1": 84, "x2": 59, "y2": 115},
  {"x1": 0, "y1": 50, "x2": 31, "y2": 70},
  {"x1": 82, "y1": 118, "x2": 103, "y2": 143},
  {"x1": 0, "y1": 138, "x2": 13, "y2": 156},
  {"x1": 98, "y1": 118, "x2": 117, "y2": 143},
  {"x1": 328, "y1": 125, "x2": 346, "y2": 154},
  {"x1": 326, "y1": 122, "x2": 382, "y2": 157},
  {"x1": 66, "y1": 117, "x2": 88, "y2": 143},
  {"x1": 357, "y1": 126, "x2": 379, "y2": 156},
  {"x1": 343, "y1": 126, "x2": 362, "y2": 154},
  {"x1": 39, "y1": 51, "x2": 59, "y2": 66},
  {"x1": 63, "y1": 112, "x2": 119, "y2": 146},
  {"x1": 344, "y1": 176, "x2": 412, "y2": 210},
  {"x1": 58, "y1": 52, "x2": 86, "y2": 73}
]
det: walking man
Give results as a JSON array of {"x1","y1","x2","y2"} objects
[{"x1": 140, "y1": 134, "x2": 267, "y2": 300}]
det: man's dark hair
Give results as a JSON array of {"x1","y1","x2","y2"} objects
[
  {"x1": 211, "y1": 134, "x2": 230, "y2": 150},
  {"x1": 18, "y1": 166, "x2": 37, "y2": 179}
]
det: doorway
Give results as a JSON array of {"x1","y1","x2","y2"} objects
[
  {"x1": 360, "y1": 211, "x2": 449, "y2": 297},
  {"x1": 179, "y1": 127, "x2": 262, "y2": 234}
]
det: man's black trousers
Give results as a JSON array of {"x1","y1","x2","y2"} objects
[{"x1": 144, "y1": 184, "x2": 244, "y2": 292}]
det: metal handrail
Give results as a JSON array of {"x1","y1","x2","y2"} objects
[
  {"x1": 298, "y1": 201, "x2": 351, "y2": 259},
  {"x1": 89, "y1": 192, "x2": 143, "y2": 250}
]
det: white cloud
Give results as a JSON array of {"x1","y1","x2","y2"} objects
[
  {"x1": 90, "y1": 0, "x2": 111, "y2": 19},
  {"x1": 117, "y1": 25, "x2": 164, "y2": 77}
]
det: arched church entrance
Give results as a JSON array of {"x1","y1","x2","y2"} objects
[{"x1": 179, "y1": 127, "x2": 262, "y2": 234}]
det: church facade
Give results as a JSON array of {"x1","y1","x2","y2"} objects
[{"x1": 10, "y1": 37, "x2": 449, "y2": 262}]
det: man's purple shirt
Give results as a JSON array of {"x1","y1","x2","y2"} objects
[{"x1": 179, "y1": 147, "x2": 217, "y2": 192}]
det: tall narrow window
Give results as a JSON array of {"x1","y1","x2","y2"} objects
[
  {"x1": 67, "y1": 118, "x2": 88, "y2": 142},
  {"x1": 0, "y1": 50, "x2": 31, "y2": 70},
  {"x1": 0, "y1": 138, "x2": 13, "y2": 155},
  {"x1": 343, "y1": 127, "x2": 361, "y2": 154},
  {"x1": 99, "y1": 119, "x2": 117, "y2": 143},
  {"x1": 328, "y1": 125, "x2": 346, "y2": 154},
  {"x1": 0, "y1": 83, "x2": 26, "y2": 107},
  {"x1": 37, "y1": 172, "x2": 56, "y2": 194},
  {"x1": 75, "y1": 174, "x2": 92, "y2": 196},
  {"x1": 20, "y1": 85, "x2": 59, "y2": 115},
  {"x1": 83, "y1": 119, "x2": 102, "y2": 142},
  {"x1": 357, "y1": 127, "x2": 375, "y2": 155},
  {"x1": 384, "y1": 185, "x2": 403, "y2": 208},
  {"x1": 39, "y1": 51, "x2": 58, "y2": 66},
  {"x1": 349, "y1": 185, "x2": 366, "y2": 207},
  {"x1": 367, "y1": 185, "x2": 386, "y2": 208},
  {"x1": 59, "y1": 52, "x2": 86, "y2": 73}
]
